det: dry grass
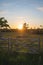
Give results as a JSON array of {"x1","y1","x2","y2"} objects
[{"x1": 0, "y1": 32, "x2": 43, "y2": 52}]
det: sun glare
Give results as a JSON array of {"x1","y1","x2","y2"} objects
[{"x1": 18, "y1": 24, "x2": 23, "y2": 30}]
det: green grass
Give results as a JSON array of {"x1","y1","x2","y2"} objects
[{"x1": 0, "y1": 51, "x2": 43, "y2": 65}]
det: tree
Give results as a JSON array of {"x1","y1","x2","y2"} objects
[
  {"x1": 22, "y1": 22, "x2": 29, "y2": 34},
  {"x1": 23, "y1": 23, "x2": 29, "y2": 30},
  {"x1": 0, "y1": 17, "x2": 10, "y2": 29},
  {"x1": 0, "y1": 17, "x2": 11, "y2": 37},
  {"x1": 40, "y1": 25, "x2": 43, "y2": 29}
]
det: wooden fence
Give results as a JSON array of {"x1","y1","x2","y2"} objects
[{"x1": 0, "y1": 37, "x2": 41, "y2": 53}]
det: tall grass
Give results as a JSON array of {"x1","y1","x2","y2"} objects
[{"x1": 0, "y1": 51, "x2": 43, "y2": 65}]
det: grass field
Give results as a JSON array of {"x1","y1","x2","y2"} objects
[
  {"x1": 0, "y1": 32, "x2": 43, "y2": 65},
  {"x1": 0, "y1": 32, "x2": 43, "y2": 52},
  {"x1": 0, "y1": 51, "x2": 43, "y2": 65}
]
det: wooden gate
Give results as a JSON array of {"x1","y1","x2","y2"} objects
[{"x1": 0, "y1": 37, "x2": 40, "y2": 54}]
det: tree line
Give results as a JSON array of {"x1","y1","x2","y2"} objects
[{"x1": 0, "y1": 17, "x2": 43, "y2": 34}]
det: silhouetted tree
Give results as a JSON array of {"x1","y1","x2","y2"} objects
[
  {"x1": 22, "y1": 23, "x2": 29, "y2": 35},
  {"x1": 0, "y1": 17, "x2": 10, "y2": 29},
  {"x1": 0, "y1": 17, "x2": 10, "y2": 37},
  {"x1": 40, "y1": 25, "x2": 43, "y2": 29},
  {"x1": 23, "y1": 23, "x2": 29, "y2": 30}
]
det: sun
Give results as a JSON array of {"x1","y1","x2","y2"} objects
[{"x1": 18, "y1": 24, "x2": 23, "y2": 30}]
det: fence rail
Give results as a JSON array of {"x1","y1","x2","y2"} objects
[{"x1": 0, "y1": 37, "x2": 41, "y2": 54}]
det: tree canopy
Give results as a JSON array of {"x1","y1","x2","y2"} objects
[
  {"x1": 0, "y1": 17, "x2": 10, "y2": 29},
  {"x1": 23, "y1": 23, "x2": 29, "y2": 30}
]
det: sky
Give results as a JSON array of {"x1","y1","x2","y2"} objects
[{"x1": 0, "y1": 0, "x2": 43, "y2": 29}]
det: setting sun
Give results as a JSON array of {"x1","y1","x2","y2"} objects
[{"x1": 18, "y1": 24, "x2": 23, "y2": 30}]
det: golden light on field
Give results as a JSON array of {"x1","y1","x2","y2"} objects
[{"x1": 17, "y1": 24, "x2": 23, "y2": 30}]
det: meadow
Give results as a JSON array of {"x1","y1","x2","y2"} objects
[
  {"x1": 0, "y1": 31, "x2": 43, "y2": 46},
  {"x1": 0, "y1": 31, "x2": 43, "y2": 65}
]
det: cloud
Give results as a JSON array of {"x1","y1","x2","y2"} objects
[
  {"x1": 0, "y1": 10, "x2": 8, "y2": 14},
  {"x1": 13, "y1": 16, "x2": 30, "y2": 19},
  {"x1": 37, "y1": 7, "x2": 43, "y2": 12},
  {"x1": 15, "y1": 16, "x2": 27, "y2": 19}
]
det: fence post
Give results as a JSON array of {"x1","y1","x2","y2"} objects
[
  {"x1": 8, "y1": 37, "x2": 11, "y2": 52},
  {"x1": 8, "y1": 38, "x2": 10, "y2": 53},
  {"x1": 38, "y1": 38, "x2": 40, "y2": 52},
  {"x1": 8, "y1": 37, "x2": 13, "y2": 52}
]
